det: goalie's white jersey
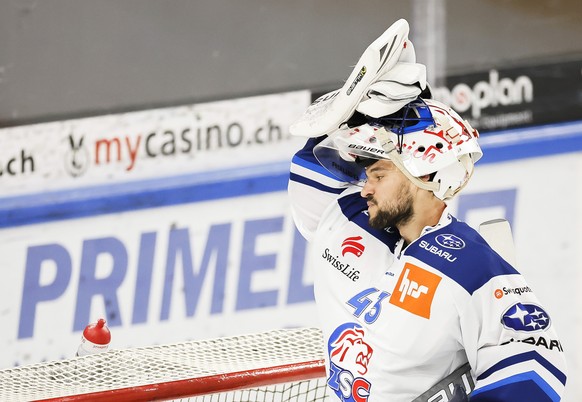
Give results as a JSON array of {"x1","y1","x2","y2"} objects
[{"x1": 288, "y1": 137, "x2": 567, "y2": 402}]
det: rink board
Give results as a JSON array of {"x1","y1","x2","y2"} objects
[{"x1": 0, "y1": 95, "x2": 580, "y2": 402}]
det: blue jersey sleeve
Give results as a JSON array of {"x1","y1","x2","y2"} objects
[{"x1": 408, "y1": 219, "x2": 568, "y2": 401}]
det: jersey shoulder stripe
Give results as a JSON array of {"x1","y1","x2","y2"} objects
[
  {"x1": 289, "y1": 172, "x2": 344, "y2": 194},
  {"x1": 472, "y1": 351, "x2": 566, "y2": 402},
  {"x1": 291, "y1": 137, "x2": 341, "y2": 180},
  {"x1": 477, "y1": 351, "x2": 567, "y2": 386},
  {"x1": 291, "y1": 159, "x2": 345, "y2": 187},
  {"x1": 291, "y1": 153, "x2": 340, "y2": 180},
  {"x1": 337, "y1": 192, "x2": 399, "y2": 251},
  {"x1": 471, "y1": 372, "x2": 561, "y2": 402},
  {"x1": 405, "y1": 217, "x2": 519, "y2": 294}
]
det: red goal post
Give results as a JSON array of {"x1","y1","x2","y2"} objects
[{"x1": 0, "y1": 327, "x2": 328, "y2": 401}]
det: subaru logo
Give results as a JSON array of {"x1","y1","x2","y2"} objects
[
  {"x1": 501, "y1": 303, "x2": 551, "y2": 332},
  {"x1": 435, "y1": 234, "x2": 465, "y2": 250}
]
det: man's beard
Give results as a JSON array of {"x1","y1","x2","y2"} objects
[{"x1": 367, "y1": 188, "x2": 414, "y2": 230}]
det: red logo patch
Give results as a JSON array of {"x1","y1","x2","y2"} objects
[{"x1": 342, "y1": 236, "x2": 365, "y2": 257}]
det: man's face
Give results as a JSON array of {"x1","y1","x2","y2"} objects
[{"x1": 360, "y1": 160, "x2": 414, "y2": 230}]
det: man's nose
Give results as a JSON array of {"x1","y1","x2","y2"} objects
[{"x1": 361, "y1": 181, "x2": 373, "y2": 198}]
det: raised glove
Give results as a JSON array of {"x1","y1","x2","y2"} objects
[
  {"x1": 356, "y1": 61, "x2": 427, "y2": 118},
  {"x1": 289, "y1": 19, "x2": 413, "y2": 137}
]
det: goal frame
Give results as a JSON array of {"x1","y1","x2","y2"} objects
[
  {"x1": 0, "y1": 327, "x2": 328, "y2": 402},
  {"x1": 37, "y1": 360, "x2": 325, "y2": 402}
]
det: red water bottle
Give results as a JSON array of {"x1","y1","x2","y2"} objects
[{"x1": 76, "y1": 318, "x2": 111, "y2": 357}]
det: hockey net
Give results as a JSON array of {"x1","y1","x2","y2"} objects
[{"x1": 0, "y1": 327, "x2": 328, "y2": 402}]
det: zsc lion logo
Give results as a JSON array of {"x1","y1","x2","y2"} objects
[{"x1": 327, "y1": 323, "x2": 373, "y2": 401}]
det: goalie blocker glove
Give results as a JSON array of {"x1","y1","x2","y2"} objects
[{"x1": 289, "y1": 19, "x2": 429, "y2": 138}]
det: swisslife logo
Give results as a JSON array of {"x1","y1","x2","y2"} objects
[
  {"x1": 321, "y1": 236, "x2": 364, "y2": 282},
  {"x1": 390, "y1": 263, "x2": 442, "y2": 319},
  {"x1": 341, "y1": 236, "x2": 365, "y2": 257}
]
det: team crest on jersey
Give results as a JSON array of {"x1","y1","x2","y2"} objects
[
  {"x1": 327, "y1": 323, "x2": 373, "y2": 402},
  {"x1": 501, "y1": 303, "x2": 551, "y2": 332},
  {"x1": 342, "y1": 236, "x2": 365, "y2": 257}
]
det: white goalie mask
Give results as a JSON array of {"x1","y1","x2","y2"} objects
[{"x1": 313, "y1": 98, "x2": 483, "y2": 200}]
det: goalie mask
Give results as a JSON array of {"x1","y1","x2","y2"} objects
[{"x1": 313, "y1": 98, "x2": 482, "y2": 200}]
